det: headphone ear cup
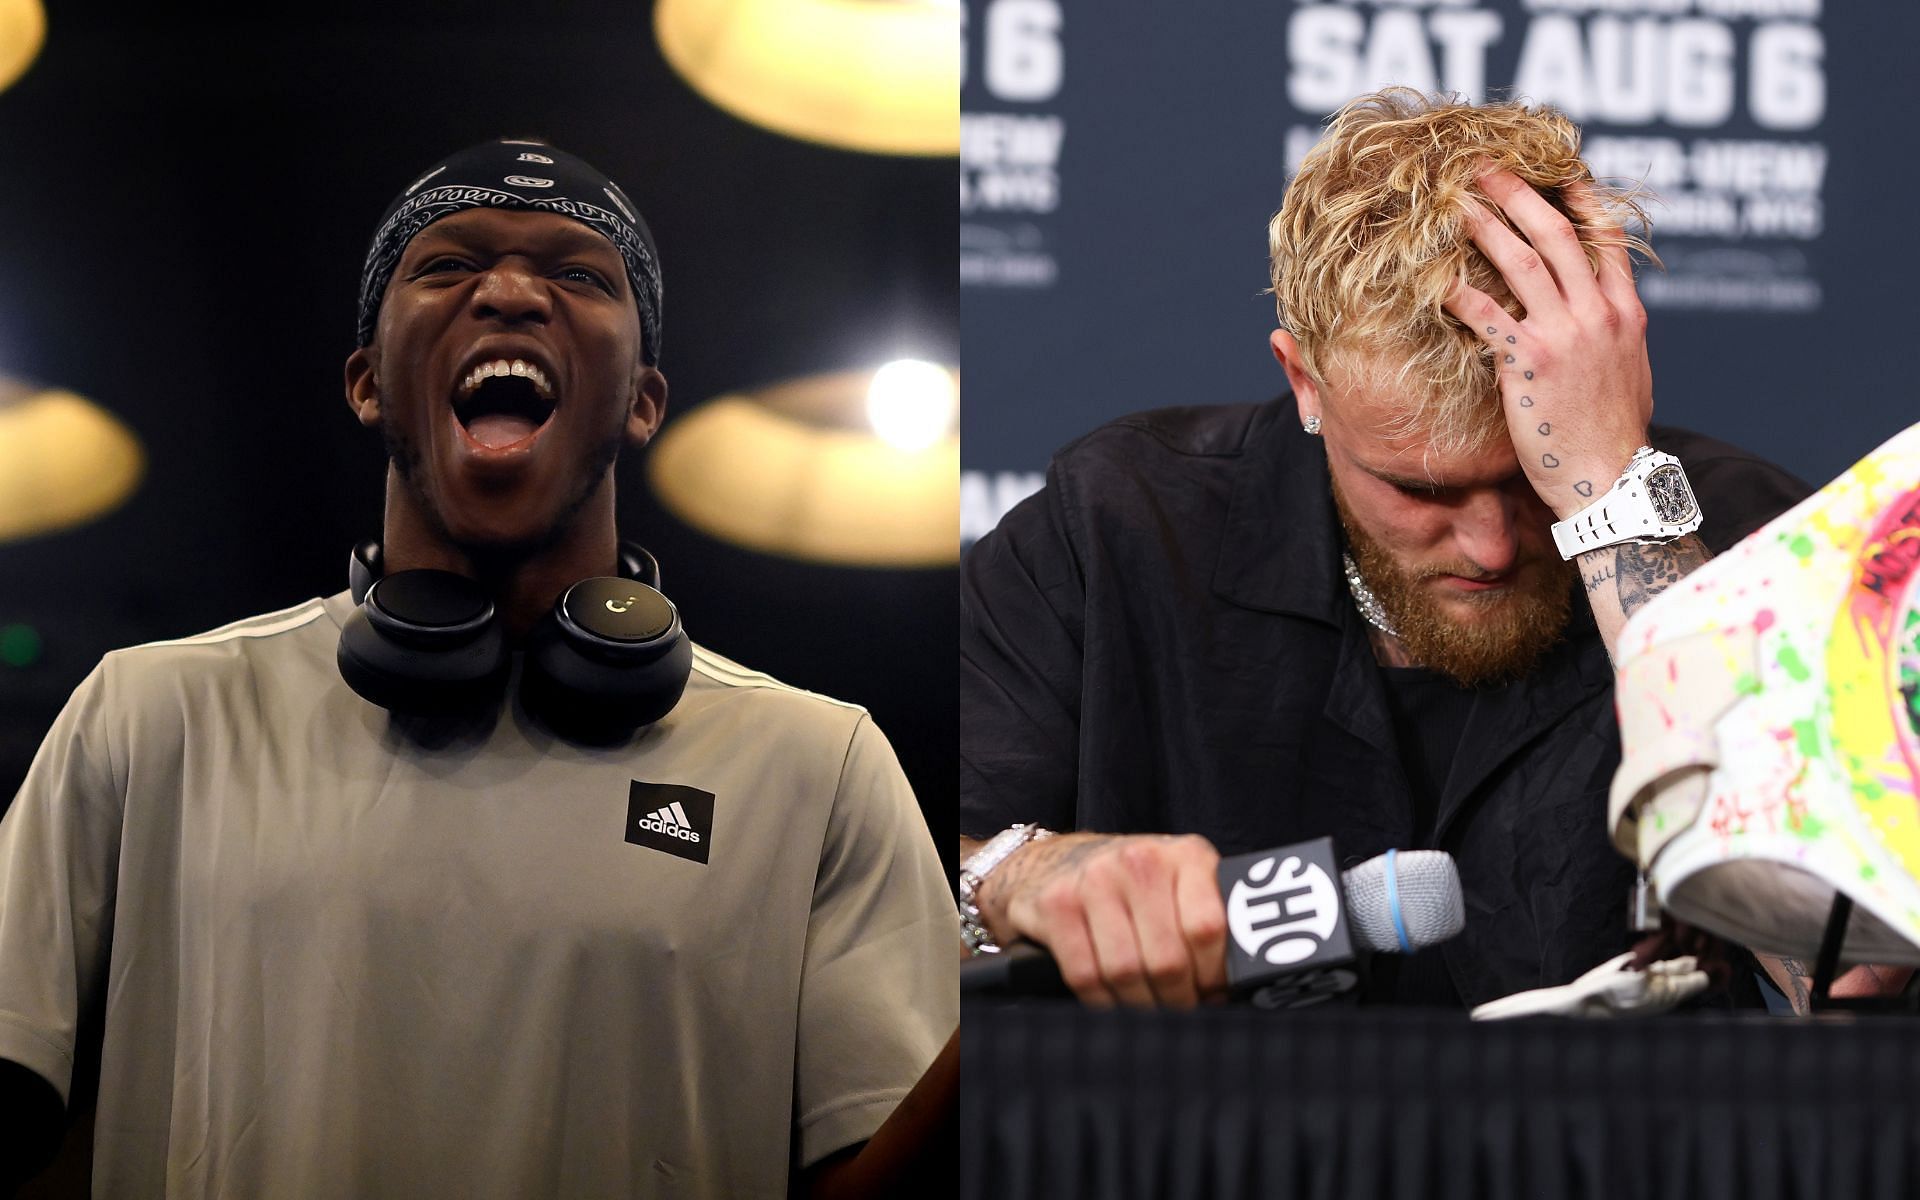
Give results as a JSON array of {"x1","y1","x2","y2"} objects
[
  {"x1": 349, "y1": 540, "x2": 383, "y2": 605},
  {"x1": 521, "y1": 578, "x2": 692, "y2": 742},
  {"x1": 337, "y1": 569, "x2": 511, "y2": 715}
]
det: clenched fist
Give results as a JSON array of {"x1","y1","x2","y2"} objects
[{"x1": 971, "y1": 831, "x2": 1228, "y2": 1009}]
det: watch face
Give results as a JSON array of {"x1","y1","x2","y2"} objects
[{"x1": 1645, "y1": 463, "x2": 1697, "y2": 525}]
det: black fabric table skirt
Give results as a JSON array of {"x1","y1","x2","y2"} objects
[{"x1": 961, "y1": 998, "x2": 1920, "y2": 1200}]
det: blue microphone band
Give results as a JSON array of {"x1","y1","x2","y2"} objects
[{"x1": 1385, "y1": 847, "x2": 1414, "y2": 954}]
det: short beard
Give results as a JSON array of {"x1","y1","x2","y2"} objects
[
  {"x1": 1332, "y1": 478, "x2": 1573, "y2": 687},
  {"x1": 382, "y1": 419, "x2": 627, "y2": 565}
]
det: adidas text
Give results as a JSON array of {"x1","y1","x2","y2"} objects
[{"x1": 637, "y1": 816, "x2": 701, "y2": 843}]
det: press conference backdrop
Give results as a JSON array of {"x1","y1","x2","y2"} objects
[{"x1": 962, "y1": 0, "x2": 1897, "y2": 541}]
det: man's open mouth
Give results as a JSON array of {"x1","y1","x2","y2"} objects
[{"x1": 454, "y1": 358, "x2": 557, "y2": 449}]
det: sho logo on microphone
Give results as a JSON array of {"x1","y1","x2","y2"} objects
[
  {"x1": 1226, "y1": 854, "x2": 1339, "y2": 965},
  {"x1": 626, "y1": 781, "x2": 715, "y2": 865},
  {"x1": 1216, "y1": 837, "x2": 1355, "y2": 991}
]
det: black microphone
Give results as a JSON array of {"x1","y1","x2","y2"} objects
[{"x1": 960, "y1": 839, "x2": 1465, "y2": 1008}]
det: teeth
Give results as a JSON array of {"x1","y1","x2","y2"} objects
[{"x1": 460, "y1": 358, "x2": 553, "y2": 400}]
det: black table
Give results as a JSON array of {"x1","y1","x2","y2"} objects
[{"x1": 961, "y1": 998, "x2": 1920, "y2": 1200}]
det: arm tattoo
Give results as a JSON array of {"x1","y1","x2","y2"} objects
[
  {"x1": 1777, "y1": 955, "x2": 1813, "y2": 1013},
  {"x1": 1037, "y1": 839, "x2": 1105, "y2": 880},
  {"x1": 1615, "y1": 535, "x2": 1711, "y2": 619},
  {"x1": 982, "y1": 836, "x2": 1107, "y2": 917},
  {"x1": 1584, "y1": 563, "x2": 1615, "y2": 595}
]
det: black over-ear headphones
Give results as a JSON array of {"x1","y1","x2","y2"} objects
[{"x1": 337, "y1": 541, "x2": 693, "y2": 742}]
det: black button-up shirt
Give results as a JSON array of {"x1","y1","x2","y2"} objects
[{"x1": 959, "y1": 397, "x2": 1811, "y2": 1008}]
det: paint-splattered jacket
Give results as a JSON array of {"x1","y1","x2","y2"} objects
[{"x1": 959, "y1": 396, "x2": 1810, "y2": 1008}]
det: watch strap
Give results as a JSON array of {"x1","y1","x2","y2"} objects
[{"x1": 1551, "y1": 447, "x2": 1703, "y2": 560}]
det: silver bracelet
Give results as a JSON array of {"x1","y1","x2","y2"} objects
[{"x1": 958, "y1": 824, "x2": 1056, "y2": 956}]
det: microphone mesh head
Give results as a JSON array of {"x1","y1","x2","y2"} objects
[{"x1": 1341, "y1": 850, "x2": 1465, "y2": 953}]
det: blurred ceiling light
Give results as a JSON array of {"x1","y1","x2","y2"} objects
[
  {"x1": 0, "y1": 378, "x2": 144, "y2": 543},
  {"x1": 0, "y1": 0, "x2": 43, "y2": 94},
  {"x1": 656, "y1": 0, "x2": 959, "y2": 156},
  {"x1": 866, "y1": 358, "x2": 957, "y2": 452},
  {"x1": 648, "y1": 365, "x2": 959, "y2": 567}
]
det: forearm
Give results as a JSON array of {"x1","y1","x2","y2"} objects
[
  {"x1": 1756, "y1": 953, "x2": 1914, "y2": 1015},
  {"x1": 803, "y1": 1027, "x2": 958, "y2": 1200},
  {"x1": 1578, "y1": 534, "x2": 1712, "y2": 662}
]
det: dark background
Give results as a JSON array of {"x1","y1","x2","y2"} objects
[{"x1": 0, "y1": 3, "x2": 959, "y2": 877}]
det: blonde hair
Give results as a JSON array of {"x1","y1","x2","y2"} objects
[{"x1": 1269, "y1": 88, "x2": 1654, "y2": 454}]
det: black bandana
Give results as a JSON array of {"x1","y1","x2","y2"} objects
[{"x1": 356, "y1": 139, "x2": 663, "y2": 363}]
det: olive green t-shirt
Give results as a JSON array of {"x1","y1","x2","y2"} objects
[{"x1": 0, "y1": 594, "x2": 957, "y2": 1198}]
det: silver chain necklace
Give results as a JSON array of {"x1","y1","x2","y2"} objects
[{"x1": 1341, "y1": 551, "x2": 1400, "y2": 639}]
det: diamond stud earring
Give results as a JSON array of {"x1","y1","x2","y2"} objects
[{"x1": 1302, "y1": 415, "x2": 1322, "y2": 435}]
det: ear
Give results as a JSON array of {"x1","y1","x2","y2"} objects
[
  {"x1": 1269, "y1": 329, "x2": 1322, "y2": 428},
  {"x1": 344, "y1": 346, "x2": 381, "y2": 428},
  {"x1": 625, "y1": 365, "x2": 669, "y2": 449}
]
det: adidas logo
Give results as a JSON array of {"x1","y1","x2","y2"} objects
[
  {"x1": 636, "y1": 801, "x2": 702, "y2": 843},
  {"x1": 626, "y1": 781, "x2": 715, "y2": 865}
]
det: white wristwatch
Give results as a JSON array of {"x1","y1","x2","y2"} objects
[{"x1": 1550, "y1": 446, "x2": 1703, "y2": 560}]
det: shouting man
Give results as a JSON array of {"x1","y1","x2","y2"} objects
[
  {"x1": 0, "y1": 140, "x2": 956, "y2": 1197},
  {"x1": 958, "y1": 90, "x2": 1811, "y2": 1010}
]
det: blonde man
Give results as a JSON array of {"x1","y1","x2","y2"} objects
[{"x1": 959, "y1": 89, "x2": 1811, "y2": 1011}]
